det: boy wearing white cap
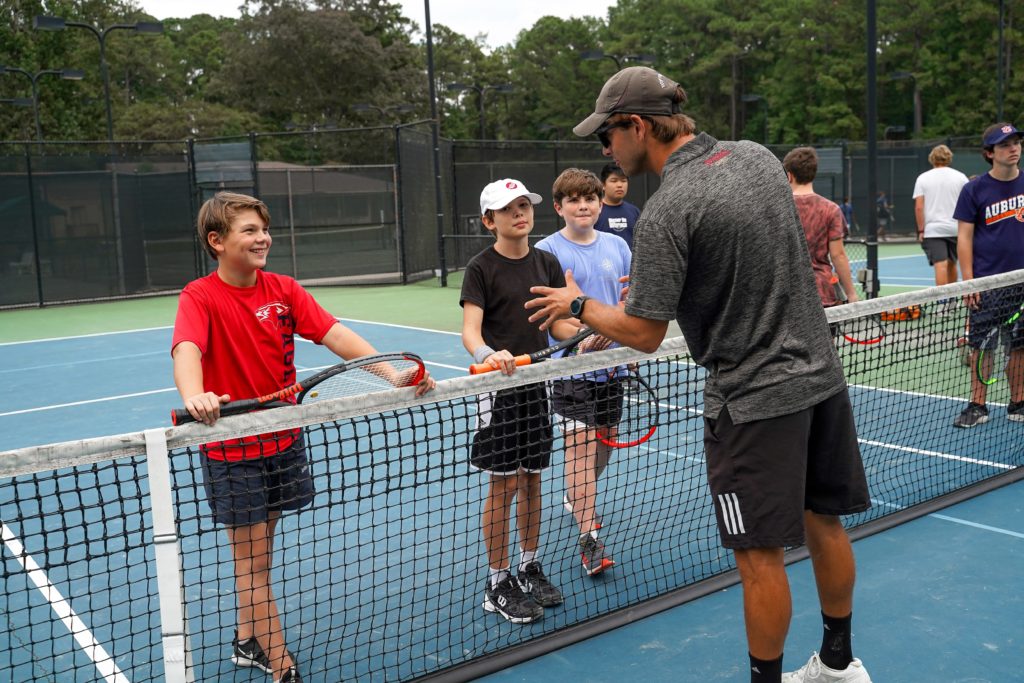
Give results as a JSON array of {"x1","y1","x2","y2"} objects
[{"x1": 460, "y1": 179, "x2": 576, "y2": 623}]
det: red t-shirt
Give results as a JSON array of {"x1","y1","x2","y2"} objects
[
  {"x1": 172, "y1": 270, "x2": 338, "y2": 460},
  {"x1": 793, "y1": 193, "x2": 847, "y2": 307}
]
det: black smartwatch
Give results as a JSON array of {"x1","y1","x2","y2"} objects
[{"x1": 569, "y1": 295, "x2": 590, "y2": 318}]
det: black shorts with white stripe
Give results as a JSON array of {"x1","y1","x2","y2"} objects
[{"x1": 702, "y1": 388, "x2": 870, "y2": 550}]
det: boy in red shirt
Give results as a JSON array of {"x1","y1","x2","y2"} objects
[{"x1": 172, "y1": 192, "x2": 434, "y2": 683}]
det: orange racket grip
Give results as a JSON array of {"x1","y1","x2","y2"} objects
[{"x1": 469, "y1": 355, "x2": 533, "y2": 375}]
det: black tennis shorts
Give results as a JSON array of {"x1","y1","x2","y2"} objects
[
  {"x1": 921, "y1": 236, "x2": 957, "y2": 266},
  {"x1": 551, "y1": 378, "x2": 625, "y2": 429},
  {"x1": 471, "y1": 383, "x2": 553, "y2": 475},
  {"x1": 201, "y1": 433, "x2": 315, "y2": 526},
  {"x1": 702, "y1": 388, "x2": 870, "y2": 550}
]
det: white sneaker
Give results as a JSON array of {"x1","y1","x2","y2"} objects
[{"x1": 782, "y1": 652, "x2": 872, "y2": 682}]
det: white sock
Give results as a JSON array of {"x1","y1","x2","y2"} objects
[
  {"x1": 519, "y1": 550, "x2": 537, "y2": 570},
  {"x1": 489, "y1": 566, "x2": 509, "y2": 588}
]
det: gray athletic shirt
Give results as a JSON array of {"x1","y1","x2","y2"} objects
[{"x1": 624, "y1": 133, "x2": 846, "y2": 423}]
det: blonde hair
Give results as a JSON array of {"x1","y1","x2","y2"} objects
[
  {"x1": 928, "y1": 144, "x2": 953, "y2": 167},
  {"x1": 197, "y1": 192, "x2": 270, "y2": 259}
]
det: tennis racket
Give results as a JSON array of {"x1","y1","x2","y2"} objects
[
  {"x1": 595, "y1": 371, "x2": 659, "y2": 448},
  {"x1": 468, "y1": 327, "x2": 596, "y2": 375},
  {"x1": 840, "y1": 314, "x2": 886, "y2": 345},
  {"x1": 172, "y1": 352, "x2": 425, "y2": 425},
  {"x1": 976, "y1": 299, "x2": 1024, "y2": 385}
]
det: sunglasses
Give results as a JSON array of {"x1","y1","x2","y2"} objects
[{"x1": 595, "y1": 119, "x2": 635, "y2": 148}]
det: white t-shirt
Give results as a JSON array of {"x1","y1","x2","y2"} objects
[{"x1": 912, "y1": 166, "x2": 970, "y2": 238}]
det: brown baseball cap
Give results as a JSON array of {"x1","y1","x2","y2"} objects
[{"x1": 573, "y1": 66, "x2": 682, "y2": 137}]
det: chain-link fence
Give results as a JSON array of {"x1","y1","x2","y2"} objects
[{"x1": 0, "y1": 132, "x2": 992, "y2": 306}]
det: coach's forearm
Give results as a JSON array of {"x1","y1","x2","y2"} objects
[{"x1": 578, "y1": 300, "x2": 669, "y2": 354}]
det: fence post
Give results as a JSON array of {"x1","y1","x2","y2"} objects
[
  {"x1": 249, "y1": 132, "x2": 260, "y2": 199},
  {"x1": 393, "y1": 125, "x2": 408, "y2": 284},
  {"x1": 23, "y1": 143, "x2": 45, "y2": 306}
]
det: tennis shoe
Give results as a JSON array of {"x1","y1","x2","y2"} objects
[
  {"x1": 232, "y1": 631, "x2": 272, "y2": 673},
  {"x1": 782, "y1": 652, "x2": 872, "y2": 682},
  {"x1": 277, "y1": 667, "x2": 302, "y2": 683},
  {"x1": 518, "y1": 561, "x2": 563, "y2": 607},
  {"x1": 1007, "y1": 401, "x2": 1024, "y2": 422},
  {"x1": 483, "y1": 575, "x2": 544, "y2": 623},
  {"x1": 953, "y1": 402, "x2": 989, "y2": 428},
  {"x1": 579, "y1": 534, "x2": 615, "y2": 576}
]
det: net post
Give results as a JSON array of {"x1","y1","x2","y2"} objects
[{"x1": 144, "y1": 428, "x2": 194, "y2": 683}]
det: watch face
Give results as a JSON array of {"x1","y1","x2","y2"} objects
[{"x1": 571, "y1": 296, "x2": 585, "y2": 316}]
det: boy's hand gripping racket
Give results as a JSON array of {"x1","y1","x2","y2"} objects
[
  {"x1": 468, "y1": 327, "x2": 596, "y2": 375},
  {"x1": 172, "y1": 352, "x2": 425, "y2": 425}
]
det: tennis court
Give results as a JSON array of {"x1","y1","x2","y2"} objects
[{"x1": 1, "y1": 249, "x2": 1021, "y2": 682}]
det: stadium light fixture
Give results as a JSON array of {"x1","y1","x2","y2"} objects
[
  {"x1": 445, "y1": 83, "x2": 515, "y2": 139},
  {"x1": 33, "y1": 15, "x2": 164, "y2": 140},
  {"x1": 0, "y1": 65, "x2": 86, "y2": 139}
]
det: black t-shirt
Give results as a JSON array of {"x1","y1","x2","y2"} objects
[{"x1": 460, "y1": 246, "x2": 566, "y2": 355}]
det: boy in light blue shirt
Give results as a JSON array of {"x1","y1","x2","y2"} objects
[{"x1": 536, "y1": 168, "x2": 631, "y2": 576}]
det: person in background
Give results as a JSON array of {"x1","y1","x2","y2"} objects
[
  {"x1": 913, "y1": 144, "x2": 969, "y2": 288},
  {"x1": 951, "y1": 124, "x2": 1024, "y2": 428},
  {"x1": 783, "y1": 147, "x2": 859, "y2": 307},
  {"x1": 594, "y1": 163, "x2": 642, "y2": 249}
]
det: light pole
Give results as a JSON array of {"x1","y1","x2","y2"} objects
[
  {"x1": 889, "y1": 71, "x2": 921, "y2": 137},
  {"x1": 741, "y1": 93, "x2": 768, "y2": 144},
  {"x1": 579, "y1": 49, "x2": 655, "y2": 70},
  {"x1": 998, "y1": 0, "x2": 1005, "y2": 121},
  {"x1": 0, "y1": 66, "x2": 84, "y2": 140},
  {"x1": 445, "y1": 83, "x2": 513, "y2": 139},
  {"x1": 351, "y1": 103, "x2": 416, "y2": 121},
  {"x1": 33, "y1": 15, "x2": 163, "y2": 141}
]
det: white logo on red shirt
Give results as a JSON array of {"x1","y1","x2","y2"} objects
[{"x1": 255, "y1": 301, "x2": 290, "y2": 323}]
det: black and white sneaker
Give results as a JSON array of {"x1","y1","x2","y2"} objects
[
  {"x1": 278, "y1": 666, "x2": 302, "y2": 683},
  {"x1": 518, "y1": 561, "x2": 563, "y2": 607},
  {"x1": 483, "y1": 574, "x2": 544, "y2": 623},
  {"x1": 232, "y1": 632, "x2": 272, "y2": 673},
  {"x1": 1008, "y1": 401, "x2": 1024, "y2": 422},
  {"x1": 953, "y1": 402, "x2": 989, "y2": 428}
]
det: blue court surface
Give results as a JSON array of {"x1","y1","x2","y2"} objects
[{"x1": 2, "y1": 308, "x2": 1021, "y2": 682}]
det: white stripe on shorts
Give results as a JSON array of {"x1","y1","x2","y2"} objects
[{"x1": 717, "y1": 493, "x2": 746, "y2": 536}]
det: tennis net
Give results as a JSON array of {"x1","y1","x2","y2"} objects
[{"x1": 2, "y1": 270, "x2": 1023, "y2": 682}]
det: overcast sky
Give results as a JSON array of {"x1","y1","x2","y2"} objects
[{"x1": 136, "y1": 0, "x2": 616, "y2": 50}]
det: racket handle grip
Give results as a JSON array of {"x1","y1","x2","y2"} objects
[
  {"x1": 469, "y1": 355, "x2": 532, "y2": 375},
  {"x1": 171, "y1": 408, "x2": 194, "y2": 425}
]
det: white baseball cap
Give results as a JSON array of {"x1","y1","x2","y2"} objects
[{"x1": 479, "y1": 178, "x2": 542, "y2": 215}]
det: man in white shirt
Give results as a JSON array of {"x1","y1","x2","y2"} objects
[{"x1": 913, "y1": 144, "x2": 969, "y2": 286}]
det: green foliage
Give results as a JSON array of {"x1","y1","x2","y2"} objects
[{"x1": 0, "y1": 0, "x2": 1020, "y2": 143}]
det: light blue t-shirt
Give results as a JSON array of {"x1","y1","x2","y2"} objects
[{"x1": 536, "y1": 230, "x2": 632, "y2": 372}]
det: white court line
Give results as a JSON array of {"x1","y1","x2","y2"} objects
[
  {"x1": 0, "y1": 326, "x2": 172, "y2": 346},
  {"x1": 871, "y1": 498, "x2": 1024, "y2": 539},
  {"x1": 1, "y1": 522, "x2": 130, "y2": 683},
  {"x1": 0, "y1": 351, "x2": 165, "y2": 375},
  {"x1": 0, "y1": 388, "x2": 177, "y2": 417},
  {"x1": 859, "y1": 438, "x2": 1013, "y2": 470}
]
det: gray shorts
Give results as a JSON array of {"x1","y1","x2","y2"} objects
[
  {"x1": 921, "y1": 237, "x2": 957, "y2": 266},
  {"x1": 702, "y1": 389, "x2": 870, "y2": 549}
]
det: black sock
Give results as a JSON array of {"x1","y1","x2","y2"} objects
[
  {"x1": 819, "y1": 610, "x2": 853, "y2": 670},
  {"x1": 749, "y1": 653, "x2": 782, "y2": 683}
]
